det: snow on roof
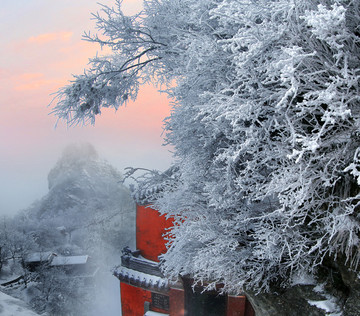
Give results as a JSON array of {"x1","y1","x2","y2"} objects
[
  {"x1": 0, "y1": 291, "x2": 41, "y2": 316},
  {"x1": 144, "y1": 312, "x2": 169, "y2": 316},
  {"x1": 25, "y1": 252, "x2": 55, "y2": 263},
  {"x1": 114, "y1": 266, "x2": 168, "y2": 290},
  {"x1": 50, "y1": 255, "x2": 89, "y2": 266}
]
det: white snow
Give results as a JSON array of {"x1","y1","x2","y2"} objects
[
  {"x1": 307, "y1": 299, "x2": 341, "y2": 316},
  {"x1": 0, "y1": 291, "x2": 40, "y2": 316},
  {"x1": 116, "y1": 267, "x2": 168, "y2": 288},
  {"x1": 25, "y1": 252, "x2": 55, "y2": 263},
  {"x1": 307, "y1": 283, "x2": 342, "y2": 316},
  {"x1": 290, "y1": 271, "x2": 316, "y2": 286},
  {"x1": 144, "y1": 312, "x2": 169, "y2": 316},
  {"x1": 50, "y1": 255, "x2": 88, "y2": 266}
]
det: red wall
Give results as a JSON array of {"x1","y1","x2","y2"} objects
[
  {"x1": 120, "y1": 282, "x2": 151, "y2": 316},
  {"x1": 136, "y1": 204, "x2": 173, "y2": 262},
  {"x1": 245, "y1": 298, "x2": 255, "y2": 316},
  {"x1": 121, "y1": 282, "x2": 254, "y2": 316},
  {"x1": 227, "y1": 295, "x2": 255, "y2": 316},
  {"x1": 227, "y1": 295, "x2": 246, "y2": 316},
  {"x1": 120, "y1": 282, "x2": 172, "y2": 316},
  {"x1": 169, "y1": 288, "x2": 185, "y2": 316}
]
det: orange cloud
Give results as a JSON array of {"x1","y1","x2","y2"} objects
[
  {"x1": 18, "y1": 73, "x2": 44, "y2": 80},
  {"x1": 27, "y1": 32, "x2": 73, "y2": 44},
  {"x1": 13, "y1": 72, "x2": 63, "y2": 91},
  {"x1": 0, "y1": 68, "x2": 9, "y2": 77}
]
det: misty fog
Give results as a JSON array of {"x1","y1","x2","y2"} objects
[{"x1": 0, "y1": 143, "x2": 136, "y2": 315}]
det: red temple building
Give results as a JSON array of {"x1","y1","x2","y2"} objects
[{"x1": 114, "y1": 203, "x2": 255, "y2": 316}]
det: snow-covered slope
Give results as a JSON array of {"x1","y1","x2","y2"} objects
[{"x1": 0, "y1": 291, "x2": 40, "y2": 316}]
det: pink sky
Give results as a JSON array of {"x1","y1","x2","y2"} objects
[{"x1": 0, "y1": 0, "x2": 172, "y2": 215}]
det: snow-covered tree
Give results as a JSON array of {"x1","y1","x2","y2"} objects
[
  {"x1": 52, "y1": 0, "x2": 360, "y2": 294},
  {"x1": 30, "y1": 266, "x2": 86, "y2": 316},
  {"x1": 0, "y1": 216, "x2": 36, "y2": 274},
  {"x1": 0, "y1": 220, "x2": 8, "y2": 273}
]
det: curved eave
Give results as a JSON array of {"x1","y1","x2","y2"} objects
[{"x1": 114, "y1": 266, "x2": 169, "y2": 292}]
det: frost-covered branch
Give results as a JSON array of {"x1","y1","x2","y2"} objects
[{"x1": 52, "y1": 0, "x2": 360, "y2": 294}]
